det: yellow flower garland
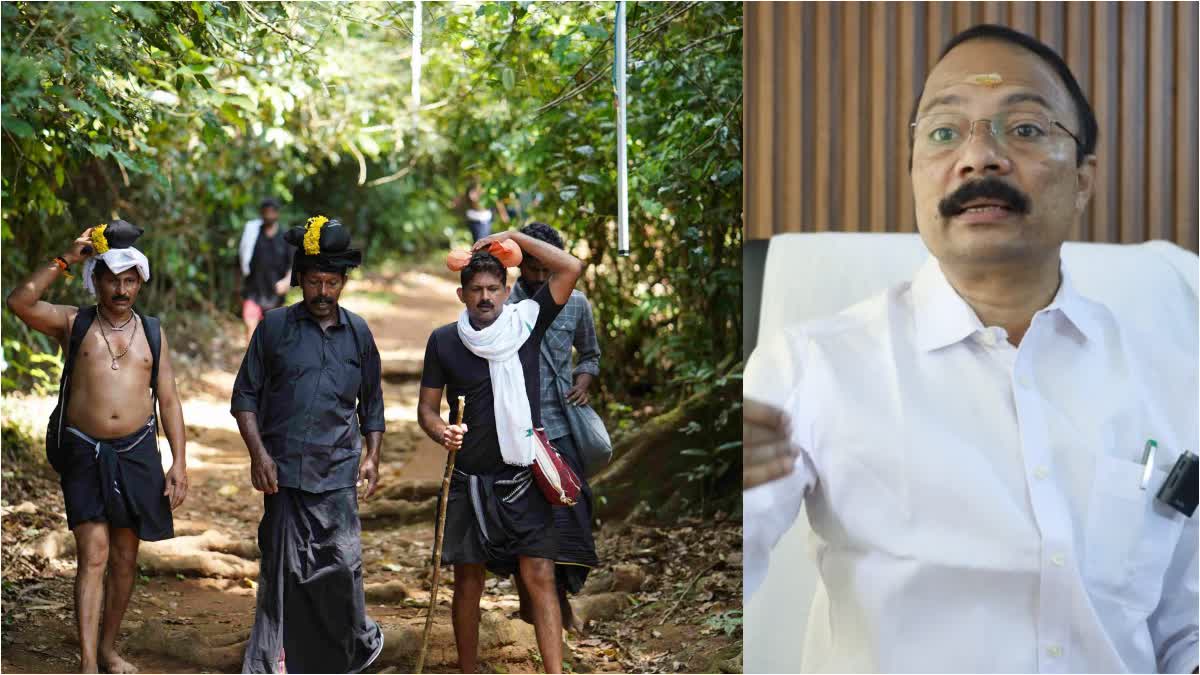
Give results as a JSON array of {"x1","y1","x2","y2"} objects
[
  {"x1": 91, "y1": 223, "x2": 110, "y2": 254},
  {"x1": 302, "y1": 215, "x2": 328, "y2": 256}
]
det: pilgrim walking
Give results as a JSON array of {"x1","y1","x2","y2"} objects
[
  {"x1": 231, "y1": 216, "x2": 386, "y2": 673},
  {"x1": 417, "y1": 229, "x2": 584, "y2": 673},
  {"x1": 6, "y1": 221, "x2": 189, "y2": 674}
]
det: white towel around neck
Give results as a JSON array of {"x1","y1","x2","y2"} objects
[{"x1": 456, "y1": 299, "x2": 542, "y2": 466}]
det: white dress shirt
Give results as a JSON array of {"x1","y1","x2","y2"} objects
[{"x1": 745, "y1": 257, "x2": 1199, "y2": 673}]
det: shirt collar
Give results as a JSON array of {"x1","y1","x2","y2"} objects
[
  {"x1": 911, "y1": 256, "x2": 1098, "y2": 352},
  {"x1": 288, "y1": 301, "x2": 345, "y2": 328}
]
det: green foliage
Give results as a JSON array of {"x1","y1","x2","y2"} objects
[{"x1": 2, "y1": 2, "x2": 742, "y2": 423}]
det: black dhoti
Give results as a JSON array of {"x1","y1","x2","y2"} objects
[
  {"x1": 242, "y1": 486, "x2": 383, "y2": 674},
  {"x1": 59, "y1": 417, "x2": 174, "y2": 541},
  {"x1": 547, "y1": 434, "x2": 599, "y2": 593},
  {"x1": 441, "y1": 465, "x2": 558, "y2": 575}
]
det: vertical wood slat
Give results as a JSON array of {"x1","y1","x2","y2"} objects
[
  {"x1": 778, "y1": 3, "x2": 803, "y2": 233},
  {"x1": 842, "y1": 3, "x2": 864, "y2": 233},
  {"x1": 743, "y1": 1, "x2": 1198, "y2": 251},
  {"x1": 868, "y1": 3, "x2": 895, "y2": 232},
  {"x1": 1147, "y1": 2, "x2": 1172, "y2": 243},
  {"x1": 1118, "y1": 3, "x2": 1146, "y2": 244},
  {"x1": 813, "y1": 3, "x2": 832, "y2": 231},
  {"x1": 745, "y1": 2, "x2": 773, "y2": 239},
  {"x1": 1092, "y1": 2, "x2": 1120, "y2": 244},
  {"x1": 1177, "y1": 1, "x2": 1199, "y2": 253},
  {"x1": 1063, "y1": 1, "x2": 1091, "y2": 244},
  {"x1": 896, "y1": 3, "x2": 916, "y2": 232}
]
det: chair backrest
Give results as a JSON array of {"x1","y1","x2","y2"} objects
[{"x1": 744, "y1": 232, "x2": 1200, "y2": 674}]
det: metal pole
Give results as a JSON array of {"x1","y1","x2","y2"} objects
[
  {"x1": 412, "y1": 0, "x2": 423, "y2": 136},
  {"x1": 615, "y1": 0, "x2": 629, "y2": 257}
]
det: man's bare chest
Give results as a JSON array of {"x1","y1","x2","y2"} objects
[{"x1": 73, "y1": 319, "x2": 153, "y2": 379}]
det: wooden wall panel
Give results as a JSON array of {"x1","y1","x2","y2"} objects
[{"x1": 744, "y1": 1, "x2": 1200, "y2": 251}]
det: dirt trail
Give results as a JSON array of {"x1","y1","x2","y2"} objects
[{"x1": 1, "y1": 269, "x2": 741, "y2": 674}]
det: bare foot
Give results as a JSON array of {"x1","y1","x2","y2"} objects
[
  {"x1": 560, "y1": 598, "x2": 585, "y2": 636},
  {"x1": 80, "y1": 659, "x2": 100, "y2": 674},
  {"x1": 98, "y1": 650, "x2": 138, "y2": 674}
]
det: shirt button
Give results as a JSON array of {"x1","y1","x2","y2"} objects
[
  {"x1": 1034, "y1": 466, "x2": 1050, "y2": 480},
  {"x1": 1051, "y1": 553, "x2": 1065, "y2": 567},
  {"x1": 978, "y1": 330, "x2": 997, "y2": 347},
  {"x1": 1046, "y1": 644, "x2": 1062, "y2": 658}
]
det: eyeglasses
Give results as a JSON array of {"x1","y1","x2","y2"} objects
[{"x1": 910, "y1": 111, "x2": 1082, "y2": 158}]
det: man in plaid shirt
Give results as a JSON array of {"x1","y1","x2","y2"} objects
[{"x1": 507, "y1": 222, "x2": 601, "y2": 633}]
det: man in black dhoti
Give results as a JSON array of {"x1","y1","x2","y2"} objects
[
  {"x1": 7, "y1": 221, "x2": 188, "y2": 674},
  {"x1": 231, "y1": 216, "x2": 386, "y2": 674},
  {"x1": 418, "y1": 231, "x2": 584, "y2": 674}
]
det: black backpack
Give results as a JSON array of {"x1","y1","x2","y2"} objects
[{"x1": 45, "y1": 306, "x2": 162, "y2": 474}]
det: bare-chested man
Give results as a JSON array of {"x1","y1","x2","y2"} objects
[{"x1": 6, "y1": 221, "x2": 188, "y2": 674}]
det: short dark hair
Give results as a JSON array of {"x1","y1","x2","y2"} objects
[
  {"x1": 520, "y1": 222, "x2": 564, "y2": 250},
  {"x1": 260, "y1": 197, "x2": 281, "y2": 210},
  {"x1": 908, "y1": 24, "x2": 1098, "y2": 169},
  {"x1": 460, "y1": 252, "x2": 506, "y2": 288}
]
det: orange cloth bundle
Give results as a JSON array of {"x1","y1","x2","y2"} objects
[
  {"x1": 446, "y1": 239, "x2": 523, "y2": 271},
  {"x1": 446, "y1": 249, "x2": 473, "y2": 271}
]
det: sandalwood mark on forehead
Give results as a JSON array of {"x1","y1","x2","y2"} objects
[{"x1": 965, "y1": 72, "x2": 1004, "y2": 87}]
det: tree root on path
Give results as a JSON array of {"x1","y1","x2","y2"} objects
[
  {"x1": 137, "y1": 530, "x2": 259, "y2": 579},
  {"x1": 125, "y1": 620, "x2": 247, "y2": 671},
  {"x1": 359, "y1": 496, "x2": 437, "y2": 528},
  {"x1": 122, "y1": 612, "x2": 542, "y2": 671},
  {"x1": 571, "y1": 592, "x2": 631, "y2": 627},
  {"x1": 364, "y1": 579, "x2": 417, "y2": 602},
  {"x1": 378, "y1": 611, "x2": 540, "y2": 669},
  {"x1": 373, "y1": 480, "x2": 442, "y2": 502}
]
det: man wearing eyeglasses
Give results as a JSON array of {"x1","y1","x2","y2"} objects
[{"x1": 744, "y1": 24, "x2": 1198, "y2": 673}]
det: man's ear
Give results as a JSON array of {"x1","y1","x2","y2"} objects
[
  {"x1": 1075, "y1": 154, "x2": 1098, "y2": 215},
  {"x1": 456, "y1": 287, "x2": 464, "y2": 304}
]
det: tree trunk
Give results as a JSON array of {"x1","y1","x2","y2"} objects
[{"x1": 591, "y1": 361, "x2": 741, "y2": 519}]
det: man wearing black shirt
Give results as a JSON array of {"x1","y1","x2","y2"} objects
[
  {"x1": 239, "y1": 198, "x2": 293, "y2": 341},
  {"x1": 418, "y1": 230, "x2": 584, "y2": 674},
  {"x1": 231, "y1": 216, "x2": 386, "y2": 673}
]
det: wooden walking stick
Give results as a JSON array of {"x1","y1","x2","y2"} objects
[{"x1": 415, "y1": 395, "x2": 464, "y2": 673}]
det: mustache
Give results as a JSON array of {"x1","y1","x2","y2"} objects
[
  {"x1": 311, "y1": 297, "x2": 335, "y2": 305},
  {"x1": 476, "y1": 301, "x2": 495, "y2": 310},
  {"x1": 938, "y1": 178, "x2": 1031, "y2": 218},
  {"x1": 112, "y1": 295, "x2": 131, "y2": 302}
]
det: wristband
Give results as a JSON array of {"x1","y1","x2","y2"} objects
[{"x1": 53, "y1": 256, "x2": 74, "y2": 279}]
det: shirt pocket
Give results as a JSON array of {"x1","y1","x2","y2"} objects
[
  {"x1": 337, "y1": 351, "x2": 363, "y2": 405},
  {"x1": 1084, "y1": 454, "x2": 1186, "y2": 612}
]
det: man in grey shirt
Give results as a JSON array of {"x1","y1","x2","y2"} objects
[{"x1": 507, "y1": 222, "x2": 601, "y2": 633}]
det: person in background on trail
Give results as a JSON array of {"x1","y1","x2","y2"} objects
[
  {"x1": 417, "y1": 230, "x2": 584, "y2": 673},
  {"x1": 238, "y1": 197, "x2": 294, "y2": 342},
  {"x1": 506, "y1": 222, "x2": 601, "y2": 635},
  {"x1": 231, "y1": 215, "x2": 386, "y2": 674},
  {"x1": 6, "y1": 221, "x2": 188, "y2": 674},
  {"x1": 453, "y1": 176, "x2": 510, "y2": 243}
]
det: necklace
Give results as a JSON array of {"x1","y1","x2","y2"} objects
[
  {"x1": 98, "y1": 314, "x2": 138, "y2": 370},
  {"x1": 100, "y1": 310, "x2": 135, "y2": 332}
]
